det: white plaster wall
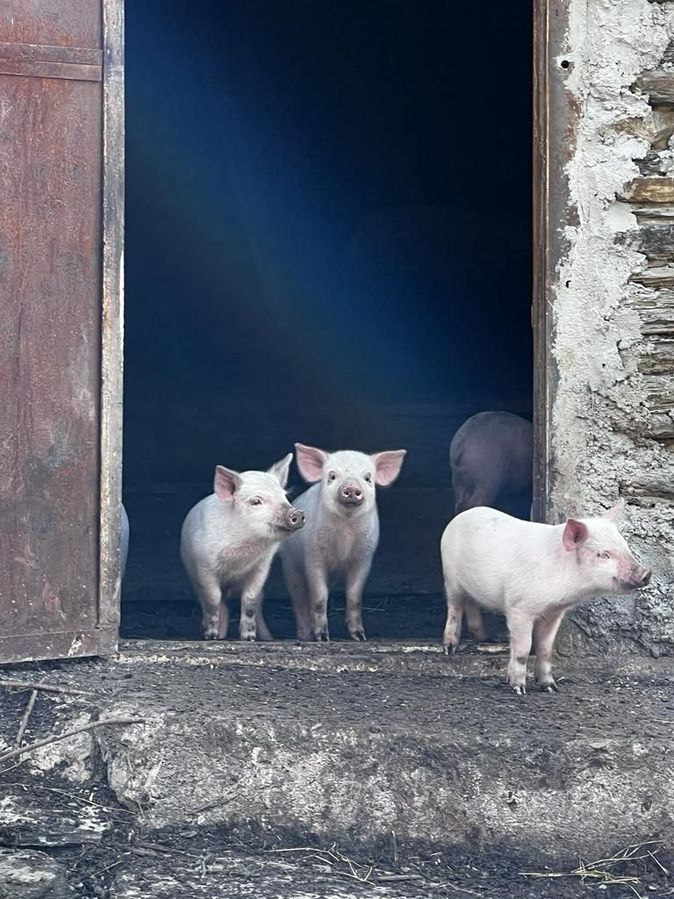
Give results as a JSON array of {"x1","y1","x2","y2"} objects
[{"x1": 553, "y1": 0, "x2": 674, "y2": 654}]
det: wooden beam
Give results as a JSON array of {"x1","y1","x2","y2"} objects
[
  {"x1": 98, "y1": 0, "x2": 124, "y2": 642},
  {"x1": 532, "y1": 1, "x2": 578, "y2": 523},
  {"x1": 0, "y1": 59, "x2": 101, "y2": 81},
  {"x1": 0, "y1": 40, "x2": 102, "y2": 65}
]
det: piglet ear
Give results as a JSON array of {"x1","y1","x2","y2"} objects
[
  {"x1": 603, "y1": 498, "x2": 625, "y2": 523},
  {"x1": 214, "y1": 466, "x2": 242, "y2": 502},
  {"x1": 268, "y1": 453, "x2": 293, "y2": 488},
  {"x1": 371, "y1": 449, "x2": 407, "y2": 487},
  {"x1": 562, "y1": 518, "x2": 588, "y2": 551},
  {"x1": 294, "y1": 443, "x2": 329, "y2": 483}
]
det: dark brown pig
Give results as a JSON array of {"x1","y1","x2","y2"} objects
[{"x1": 450, "y1": 411, "x2": 532, "y2": 516}]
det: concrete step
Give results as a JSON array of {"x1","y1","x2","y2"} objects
[{"x1": 4, "y1": 639, "x2": 668, "y2": 863}]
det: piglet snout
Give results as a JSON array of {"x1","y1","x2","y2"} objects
[
  {"x1": 633, "y1": 566, "x2": 651, "y2": 588},
  {"x1": 338, "y1": 482, "x2": 364, "y2": 507},
  {"x1": 623, "y1": 565, "x2": 651, "y2": 589},
  {"x1": 286, "y1": 508, "x2": 306, "y2": 531}
]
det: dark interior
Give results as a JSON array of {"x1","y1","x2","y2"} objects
[{"x1": 121, "y1": 0, "x2": 533, "y2": 640}]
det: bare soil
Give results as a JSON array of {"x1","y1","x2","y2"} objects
[{"x1": 0, "y1": 767, "x2": 671, "y2": 899}]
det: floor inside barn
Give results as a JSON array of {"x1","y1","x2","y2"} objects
[{"x1": 0, "y1": 640, "x2": 672, "y2": 898}]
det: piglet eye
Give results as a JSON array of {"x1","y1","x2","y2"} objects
[
  {"x1": 328, "y1": 472, "x2": 337, "y2": 482},
  {"x1": 597, "y1": 551, "x2": 610, "y2": 560},
  {"x1": 249, "y1": 497, "x2": 263, "y2": 506},
  {"x1": 364, "y1": 473, "x2": 372, "y2": 483}
]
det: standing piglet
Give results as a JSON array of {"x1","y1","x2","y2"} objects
[
  {"x1": 180, "y1": 454, "x2": 305, "y2": 641},
  {"x1": 280, "y1": 443, "x2": 406, "y2": 642},
  {"x1": 440, "y1": 501, "x2": 650, "y2": 694},
  {"x1": 450, "y1": 411, "x2": 532, "y2": 516}
]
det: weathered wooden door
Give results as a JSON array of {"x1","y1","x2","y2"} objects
[{"x1": 0, "y1": 1, "x2": 123, "y2": 663}]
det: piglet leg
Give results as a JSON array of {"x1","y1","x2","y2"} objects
[
  {"x1": 345, "y1": 561, "x2": 370, "y2": 641},
  {"x1": 307, "y1": 567, "x2": 330, "y2": 642},
  {"x1": 256, "y1": 609, "x2": 273, "y2": 642},
  {"x1": 192, "y1": 573, "x2": 223, "y2": 640},
  {"x1": 506, "y1": 610, "x2": 534, "y2": 695},
  {"x1": 239, "y1": 556, "x2": 274, "y2": 642},
  {"x1": 534, "y1": 609, "x2": 566, "y2": 692}
]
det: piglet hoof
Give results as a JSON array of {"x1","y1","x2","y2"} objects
[
  {"x1": 538, "y1": 680, "x2": 559, "y2": 693},
  {"x1": 349, "y1": 628, "x2": 367, "y2": 642},
  {"x1": 240, "y1": 632, "x2": 257, "y2": 643},
  {"x1": 512, "y1": 684, "x2": 527, "y2": 696},
  {"x1": 203, "y1": 629, "x2": 219, "y2": 641},
  {"x1": 442, "y1": 642, "x2": 459, "y2": 656},
  {"x1": 313, "y1": 629, "x2": 330, "y2": 643}
]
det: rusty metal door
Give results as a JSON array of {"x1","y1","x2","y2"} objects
[{"x1": 0, "y1": 0, "x2": 123, "y2": 663}]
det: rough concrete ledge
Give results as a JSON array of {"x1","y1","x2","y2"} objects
[{"x1": 1, "y1": 639, "x2": 670, "y2": 868}]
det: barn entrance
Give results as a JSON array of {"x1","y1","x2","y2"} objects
[{"x1": 121, "y1": 0, "x2": 533, "y2": 640}]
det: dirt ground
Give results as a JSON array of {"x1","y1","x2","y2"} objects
[
  {"x1": 30, "y1": 826, "x2": 674, "y2": 898},
  {"x1": 0, "y1": 758, "x2": 671, "y2": 899},
  {"x1": 0, "y1": 636, "x2": 672, "y2": 898}
]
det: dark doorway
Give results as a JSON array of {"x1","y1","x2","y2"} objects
[{"x1": 122, "y1": 0, "x2": 532, "y2": 640}]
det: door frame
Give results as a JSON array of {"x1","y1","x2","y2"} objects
[
  {"x1": 97, "y1": 0, "x2": 562, "y2": 625},
  {"x1": 532, "y1": 0, "x2": 576, "y2": 522},
  {"x1": 98, "y1": 0, "x2": 125, "y2": 641}
]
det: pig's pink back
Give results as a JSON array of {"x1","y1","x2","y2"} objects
[{"x1": 441, "y1": 508, "x2": 560, "y2": 614}]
